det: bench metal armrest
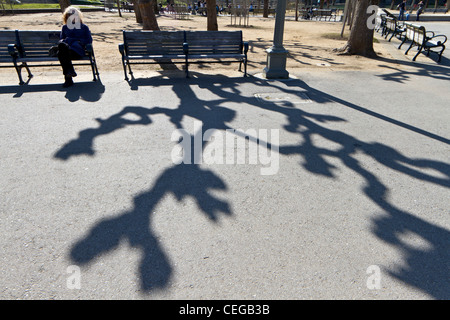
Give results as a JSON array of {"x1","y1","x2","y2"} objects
[
  {"x1": 118, "y1": 43, "x2": 125, "y2": 56},
  {"x1": 426, "y1": 30, "x2": 435, "y2": 37},
  {"x1": 85, "y1": 43, "x2": 94, "y2": 54},
  {"x1": 8, "y1": 44, "x2": 18, "y2": 57},
  {"x1": 428, "y1": 34, "x2": 447, "y2": 45},
  {"x1": 243, "y1": 41, "x2": 249, "y2": 54}
]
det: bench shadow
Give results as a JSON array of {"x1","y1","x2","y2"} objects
[
  {"x1": 57, "y1": 74, "x2": 449, "y2": 298},
  {"x1": 0, "y1": 80, "x2": 105, "y2": 102},
  {"x1": 374, "y1": 54, "x2": 450, "y2": 83}
]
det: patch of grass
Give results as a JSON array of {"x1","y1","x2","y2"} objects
[{"x1": 12, "y1": 3, "x2": 61, "y2": 9}]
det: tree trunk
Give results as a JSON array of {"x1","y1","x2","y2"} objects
[
  {"x1": 58, "y1": 0, "x2": 71, "y2": 12},
  {"x1": 131, "y1": 0, "x2": 143, "y2": 23},
  {"x1": 206, "y1": 0, "x2": 218, "y2": 30},
  {"x1": 139, "y1": 0, "x2": 160, "y2": 30},
  {"x1": 263, "y1": 0, "x2": 269, "y2": 17},
  {"x1": 409, "y1": 0, "x2": 416, "y2": 12},
  {"x1": 117, "y1": 0, "x2": 122, "y2": 17},
  {"x1": 389, "y1": 0, "x2": 395, "y2": 9},
  {"x1": 334, "y1": 0, "x2": 377, "y2": 57},
  {"x1": 295, "y1": 0, "x2": 299, "y2": 21}
]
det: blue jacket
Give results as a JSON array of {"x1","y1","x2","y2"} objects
[{"x1": 60, "y1": 23, "x2": 93, "y2": 57}]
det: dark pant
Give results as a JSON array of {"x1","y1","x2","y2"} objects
[{"x1": 57, "y1": 42, "x2": 82, "y2": 76}]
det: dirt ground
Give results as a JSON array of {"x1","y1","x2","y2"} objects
[{"x1": 0, "y1": 10, "x2": 395, "y2": 76}]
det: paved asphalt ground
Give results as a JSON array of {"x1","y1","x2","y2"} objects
[{"x1": 0, "y1": 24, "x2": 449, "y2": 300}]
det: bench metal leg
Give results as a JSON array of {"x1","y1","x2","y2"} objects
[
  {"x1": 185, "y1": 57, "x2": 189, "y2": 78},
  {"x1": 12, "y1": 60, "x2": 26, "y2": 85},
  {"x1": 404, "y1": 41, "x2": 415, "y2": 55},
  {"x1": 437, "y1": 45, "x2": 445, "y2": 62},
  {"x1": 398, "y1": 37, "x2": 407, "y2": 49},
  {"x1": 122, "y1": 58, "x2": 129, "y2": 81},
  {"x1": 244, "y1": 59, "x2": 247, "y2": 77},
  {"x1": 412, "y1": 45, "x2": 423, "y2": 61},
  {"x1": 89, "y1": 54, "x2": 99, "y2": 81}
]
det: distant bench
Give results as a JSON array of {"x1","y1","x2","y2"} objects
[
  {"x1": 119, "y1": 30, "x2": 249, "y2": 80},
  {"x1": 382, "y1": 16, "x2": 405, "y2": 42},
  {"x1": 398, "y1": 22, "x2": 447, "y2": 62},
  {"x1": 1, "y1": 29, "x2": 99, "y2": 85},
  {"x1": 252, "y1": 8, "x2": 275, "y2": 16},
  {"x1": 313, "y1": 9, "x2": 337, "y2": 21}
]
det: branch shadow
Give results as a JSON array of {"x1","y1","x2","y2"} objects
[
  {"x1": 205, "y1": 76, "x2": 450, "y2": 299},
  {"x1": 61, "y1": 76, "x2": 235, "y2": 292},
  {"x1": 57, "y1": 73, "x2": 449, "y2": 298}
]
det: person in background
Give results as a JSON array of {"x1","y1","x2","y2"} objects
[
  {"x1": 58, "y1": 6, "x2": 93, "y2": 88},
  {"x1": 416, "y1": 0, "x2": 425, "y2": 21},
  {"x1": 397, "y1": 0, "x2": 407, "y2": 21}
]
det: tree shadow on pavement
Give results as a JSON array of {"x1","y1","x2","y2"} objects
[{"x1": 56, "y1": 74, "x2": 449, "y2": 298}]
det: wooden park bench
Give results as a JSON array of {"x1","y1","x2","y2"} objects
[
  {"x1": 119, "y1": 30, "x2": 187, "y2": 80},
  {"x1": 184, "y1": 30, "x2": 248, "y2": 77},
  {"x1": 6, "y1": 30, "x2": 99, "y2": 85},
  {"x1": 375, "y1": 13, "x2": 386, "y2": 33},
  {"x1": 173, "y1": 5, "x2": 190, "y2": 20},
  {"x1": 382, "y1": 16, "x2": 405, "y2": 42},
  {"x1": 398, "y1": 22, "x2": 447, "y2": 62},
  {"x1": 0, "y1": 30, "x2": 18, "y2": 71},
  {"x1": 313, "y1": 9, "x2": 337, "y2": 21},
  {"x1": 121, "y1": 1, "x2": 134, "y2": 12},
  {"x1": 119, "y1": 30, "x2": 248, "y2": 80}
]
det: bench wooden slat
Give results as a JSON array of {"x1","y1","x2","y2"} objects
[
  {"x1": 0, "y1": 30, "x2": 17, "y2": 62},
  {"x1": 119, "y1": 30, "x2": 248, "y2": 80}
]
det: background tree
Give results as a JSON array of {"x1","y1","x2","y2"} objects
[
  {"x1": 58, "y1": 0, "x2": 71, "y2": 12},
  {"x1": 139, "y1": 0, "x2": 160, "y2": 30},
  {"x1": 334, "y1": 0, "x2": 378, "y2": 57},
  {"x1": 263, "y1": 0, "x2": 269, "y2": 17},
  {"x1": 206, "y1": 0, "x2": 218, "y2": 30},
  {"x1": 131, "y1": 0, "x2": 143, "y2": 23}
]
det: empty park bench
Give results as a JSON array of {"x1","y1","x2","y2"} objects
[
  {"x1": 398, "y1": 22, "x2": 447, "y2": 62},
  {"x1": 184, "y1": 30, "x2": 248, "y2": 77},
  {"x1": 119, "y1": 30, "x2": 187, "y2": 80},
  {"x1": 7, "y1": 30, "x2": 99, "y2": 85},
  {"x1": 119, "y1": 30, "x2": 248, "y2": 80},
  {"x1": 375, "y1": 13, "x2": 386, "y2": 33},
  {"x1": 173, "y1": 5, "x2": 190, "y2": 19},
  {"x1": 313, "y1": 9, "x2": 337, "y2": 21},
  {"x1": 383, "y1": 16, "x2": 405, "y2": 42}
]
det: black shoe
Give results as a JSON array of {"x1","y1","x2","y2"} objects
[
  {"x1": 63, "y1": 76, "x2": 74, "y2": 88},
  {"x1": 68, "y1": 71, "x2": 77, "y2": 78}
]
